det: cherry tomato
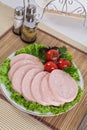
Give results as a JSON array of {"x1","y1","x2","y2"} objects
[
  {"x1": 44, "y1": 61, "x2": 58, "y2": 72},
  {"x1": 46, "y1": 49, "x2": 59, "y2": 61},
  {"x1": 58, "y1": 58, "x2": 71, "y2": 69},
  {"x1": 64, "y1": 60, "x2": 71, "y2": 67}
]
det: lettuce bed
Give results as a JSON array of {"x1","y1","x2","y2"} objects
[{"x1": 0, "y1": 43, "x2": 83, "y2": 115}]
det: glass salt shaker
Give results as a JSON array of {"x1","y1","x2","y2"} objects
[
  {"x1": 21, "y1": 4, "x2": 37, "y2": 43},
  {"x1": 13, "y1": 6, "x2": 24, "y2": 35}
]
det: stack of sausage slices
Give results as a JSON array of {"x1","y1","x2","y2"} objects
[{"x1": 8, "y1": 49, "x2": 78, "y2": 106}]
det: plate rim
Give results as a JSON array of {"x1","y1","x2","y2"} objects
[{"x1": 0, "y1": 52, "x2": 84, "y2": 116}]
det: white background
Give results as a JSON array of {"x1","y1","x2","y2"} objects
[
  {"x1": 0, "y1": 0, "x2": 87, "y2": 9},
  {"x1": 0, "y1": 0, "x2": 87, "y2": 47}
]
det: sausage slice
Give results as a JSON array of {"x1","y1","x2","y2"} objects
[
  {"x1": 10, "y1": 54, "x2": 41, "y2": 67},
  {"x1": 31, "y1": 71, "x2": 49, "y2": 106},
  {"x1": 41, "y1": 74, "x2": 64, "y2": 106},
  {"x1": 22, "y1": 68, "x2": 43, "y2": 102},
  {"x1": 49, "y1": 70, "x2": 78, "y2": 102}
]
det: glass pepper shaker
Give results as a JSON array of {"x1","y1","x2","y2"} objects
[
  {"x1": 13, "y1": 6, "x2": 24, "y2": 35},
  {"x1": 21, "y1": 4, "x2": 37, "y2": 43}
]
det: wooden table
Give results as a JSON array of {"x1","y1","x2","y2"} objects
[{"x1": 0, "y1": 29, "x2": 87, "y2": 130}]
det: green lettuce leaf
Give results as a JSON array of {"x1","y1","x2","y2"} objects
[
  {"x1": 59, "y1": 46, "x2": 72, "y2": 61},
  {"x1": 0, "y1": 43, "x2": 83, "y2": 115},
  {"x1": 15, "y1": 43, "x2": 47, "y2": 63},
  {"x1": 63, "y1": 64, "x2": 80, "y2": 81}
]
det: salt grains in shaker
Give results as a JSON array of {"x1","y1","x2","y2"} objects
[{"x1": 13, "y1": 6, "x2": 24, "y2": 35}]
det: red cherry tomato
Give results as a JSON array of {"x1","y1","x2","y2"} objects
[
  {"x1": 64, "y1": 60, "x2": 71, "y2": 67},
  {"x1": 46, "y1": 49, "x2": 59, "y2": 61},
  {"x1": 57, "y1": 58, "x2": 64, "y2": 69},
  {"x1": 44, "y1": 61, "x2": 58, "y2": 72},
  {"x1": 58, "y1": 58, "x2": 71, "y2": 69}
]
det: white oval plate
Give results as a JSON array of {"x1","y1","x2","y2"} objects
[{"x1": 0, "y1": 53, "x2": 84, "y2": 116}]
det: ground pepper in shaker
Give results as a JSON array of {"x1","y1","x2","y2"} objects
[
  {"x1": 13, "y1": 6, "x2": 24, "y2": 35},
  {"x1": 21, "y1": 4, "x2": 37, "y2": 43}
]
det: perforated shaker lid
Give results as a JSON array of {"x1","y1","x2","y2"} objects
[
  {"x1": 14, "y1": 6, "x2": 24, "y2": 16},
  {"x1": 26, "y1": 4, "x2": 36, "y2": 15}
]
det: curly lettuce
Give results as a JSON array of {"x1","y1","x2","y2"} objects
[
  {"x1": 63, "y1": 64, "x2": 80, "y2": 81},
  {"x1": 0, "y1": 43, "x2": 83, "y2": 115},
  {"x1": 15, "y1": 43, "x2": 47, "y2": 63}
]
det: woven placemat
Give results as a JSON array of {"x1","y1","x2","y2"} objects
[
  {"x1": 0, "y1": 99, "x2": 51, "y2": 130},
  {"x1": 84, "y1": 124, "x2": 87, "y2": 130},
  {"x1": 0, "y1": 28, "x2": 87, "y2": 130}
]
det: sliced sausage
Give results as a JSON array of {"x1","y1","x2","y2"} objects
[
  {"x1": 22, "y1": 68, "x2": 43, "y2": 102},
  {"x1": 49, "y1": 70, "x2": 78, "y2": 102},
  {"x1": 11, "y1": 65, "x2": 40, "y2": 94},
  {"x1": 41, "y1": 74, "x2": 64, "y2": 106},
  {"x1": 10, "y1": 54, "x2": 41, "y2": 67},
  {"x1": 11, "y1": 64, "x2": 43, "y2": 94},
  {"x1": 31, "y1": 71, "x2": 49, "y2": 106},
  {"x1": 8, "y1": 59, "x2": 44, "y2": 80}
]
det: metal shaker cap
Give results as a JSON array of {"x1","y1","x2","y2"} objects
[
  {"x1": 26, "y1": 4, "x2": 36, "y2": 15},
  {"x1": 14, "y1": 6, "x2": 24, "y2": 16}
]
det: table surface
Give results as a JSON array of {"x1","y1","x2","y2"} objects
[{"x1": 0, "y1": 29, "x2": 87, "y2": 130}]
